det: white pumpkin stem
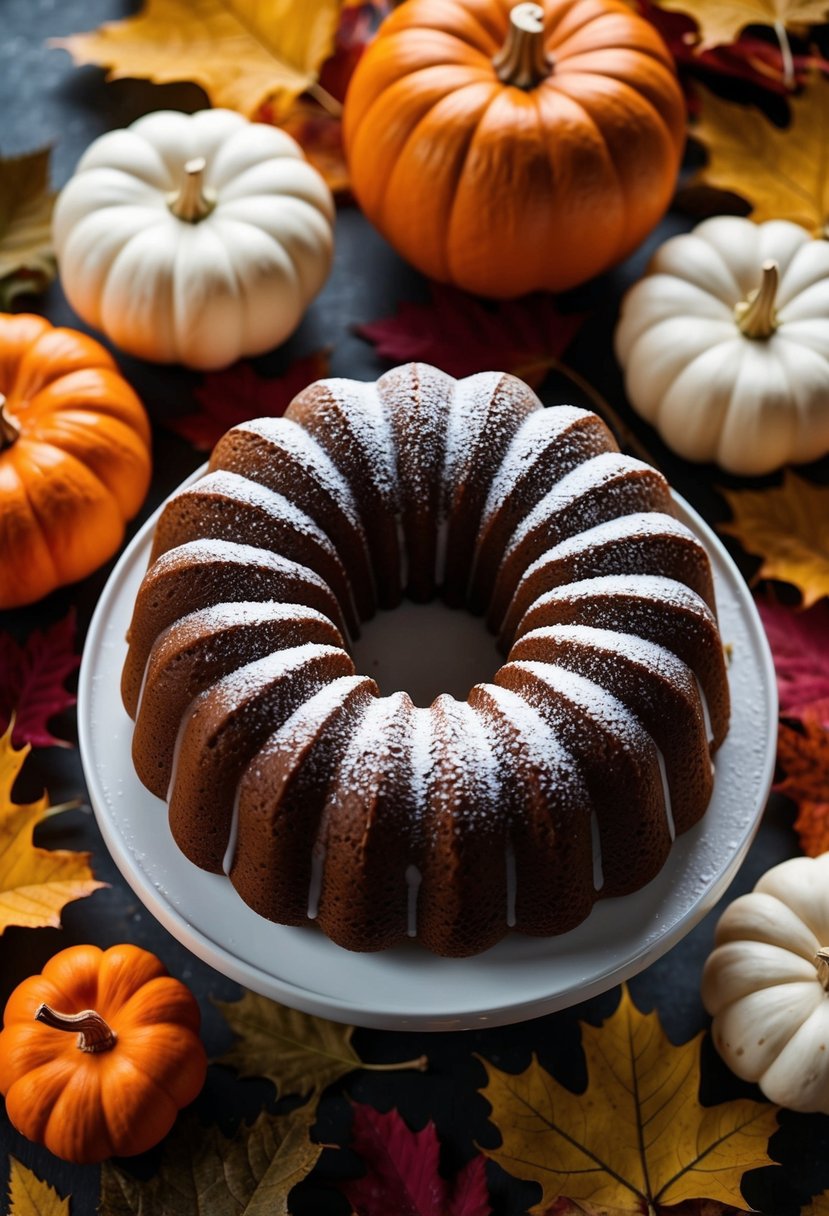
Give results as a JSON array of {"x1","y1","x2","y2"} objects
[
  {"x1": 35, "y1": 1003, "x2": 118, "y2": 1054},
  {"x1": 816, "y1": 947, "x2": 829, "y2": 991},
  {"x1": 493, "y1": 3, "x2": 553, "y2": 88},
  {"x1": 0, "y1": 393, "x2": 21, "y2": 450},
  {"x1": 735, "y1": 261, "x2": 779, "y2": 339},
  {"x1": 169, "y1": 157, "x2": 215, "y2": 223}
]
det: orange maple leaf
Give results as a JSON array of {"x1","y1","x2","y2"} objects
[
  {"x1": 719, "y1": 473, "x2": 829, "y2": 608},
  {"x1": 776, "y1": 717, "x2": 829, "y2": 856},
  {"x1": 0, "y1": 724, "x2": 105, "y2": 932}
]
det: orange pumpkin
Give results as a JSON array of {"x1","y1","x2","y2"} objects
[
  {"x1": 0, "y1": 944, "x2": 207, "y2": 1163},
  {"x1": 0, "y1": 314, "x2": 152, "y2": 609},
  {"x1": 343, "y1": 0, "x2": 686, "y2": 297}
]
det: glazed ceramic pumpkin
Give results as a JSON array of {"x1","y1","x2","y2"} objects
[
  {"x1": 343, "y1": 0, "x2": 685, "y2": 297},
  {"x1": 0, "y1": 943, "x2": 207, "y2": 1163},
  {"x1": 702, "y1": 853, "x2": 829, "y2": 1113},
  {"x1": 615, "y1": 216, "x2": 829, "y2": 475},
  {"x1": 53, "y1": 109, "x2": 335, "y2": 369},
  {"x1": 0, "y1": 314, "x2": 151, "y2": 609}
]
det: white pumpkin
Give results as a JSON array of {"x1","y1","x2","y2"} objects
[
  {"x1": 614, "y1": 217, "x2": 829, "y2": 476},
  {"x1": 702, "y1": 852, "x2": 829, "y2": 1113},
  {"x1": 53, "y1": 109, "x2": 335, "y2": 370}
]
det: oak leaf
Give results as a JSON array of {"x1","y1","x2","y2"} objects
[
  {"x1": 719, "y1": 473, "x2": 829, "y2": 608},
  {"x1": 757, "y1": 599, "x2": 829, "y2": 723},
  {"x1": 652, "y1": 0, "x2": 829, "y2": 51},
  {"x1": 0, "y1": 148, "x2": 56, "y2": 309},
  {"x1": 166, "y1": 352, "x2": 330, "y2": 452},
  {"x1": 355, "y1": 285, "x2": 586, "y2": 390},
  {"x1": 0, "y1": 612, "x2": 79, "y2": 749},
  {"x1": 52, "y1": 0, "x2": 343, "y2": 121},
  {"x1": 215, "y1": 989, "x2": 427, "y2": 1097},
  {"x1": 691, "y1": 80, "x2": 829, "y2": 234},
  {"x1": 7, "y1": 1159, "x2": 69, "y2": 1216},
  {"x1": 342, "y1": 1103, "x2": 491, "y2": 1216},
  {"x1": 99, "y1": 1106, "x2": 320, "y2": 1216},
  {"x1": 0, "y1": 724, "x2": 104, "y2": 932},
  {"x1": 776, "y1": 717, "x2": 829, "y2": 855},
  {"x1": 478, "y1": 986, "x2": 778, "y2": 1214}
]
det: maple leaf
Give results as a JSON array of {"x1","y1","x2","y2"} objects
[
  {"x1": 99, "y1": 1106, "x2": 320, "y2": 1216},
  {"x1": 776, "y1": 717, "x2": 829, "y2": 855},
  {"x1": 0, "y1": 724, "x2": 104, "y2": 933},
  {"x1": 478, "y1": 986, "x2": 778, "y2": 1214},
  {"x1": 691, "y1": 80, "x2": 829, "y2": 234},
  {"x1": 341, "y1": 1104, "x2": 491, "y2": 1216},
  {"x1": 719, "y1": 474, "x2": 829, "y2": 608},
  {"x1": 651, "y1": 0, "x2": 829, "y2": 52},
  {"x1": 215, "y1": 989, "x2": 427, "y2": 1097},
  {"x1": 355, "y1": 285, "x2": 586, "y2": 390},
  {"x1": 0, "y1": 612, "x2": 79, "y2": 749},
  {"x1": 538, "y1": 1203, "x2": 745, "y2": 1216},
  {"x1": 804, "y1": 1193, "x2": 829, "y2": 1216},
  {"x1": 52, "y1": 0, "x2": 343, "y2": 121},
  {"x1": 166, "y1": 352, "x2": 331, "y2": 452},
  {"x1": 0, "y1": 148, "x2": 56, "y2": 309},
  {"x1": 278, "y1": 103, "x2": 350, "y2": 197},
  {"x1": 7, "y1": 1159, "x2": 70, "y2": 1216},
  {"x1": 757, "y1": 599, "x2": 829, "y2": 722}
]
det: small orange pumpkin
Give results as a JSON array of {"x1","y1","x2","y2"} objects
[
  {"x1": 0, "y1": 943, "x2": 207, "y2": 1163},
  {"x1": 343, "y1": 0, "x2": 686, "y2": 297},
  {"x1": 0, "y1": 313, "x2": 152, "y2": 609}
]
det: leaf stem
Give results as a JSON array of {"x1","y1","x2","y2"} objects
[
  {"x1": 307, "y1": 81, "x2": 344, "y2": 118},
  {"x1": 361, "y1": 1054, "x2": 428, "y2": 1073},
  {"x1": 774, "y1": 21, "x2": 795, "y2": 91}
]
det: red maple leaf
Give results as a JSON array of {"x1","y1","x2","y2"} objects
[
  {"x1": 341, "y1": 1103, "x2": 491, "y2": 1216},
  {"x1": 758, "y1": 599, "x2": 829, "y2": 726},
  {"x1": 165, "y1": 351, "x2": 331, "y2": 452},
  {"x1": 0, "y1": 612, "x2": 79, "y2": 749},
  {"x1": 355, "y1": 285, "x2": 586, "y2": 389}
]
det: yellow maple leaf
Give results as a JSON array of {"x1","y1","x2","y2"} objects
[
  {"x1": 52, "y1": 0, "x2": 343, "y2": 120},
  {"x1": 691, "y1": 80, "x2": 829, "y2": 234},
  {"x1": 478, "y1": 986, "x2": 778, "y2": 1214},
  {"x1": 0, "y1": 147, "x2": 56, "y2": 308},
  {"x1": 7, "y1": 1158, "x2": 69, "y2": 1216},
  {"x1": 719, "y1": 473, "x2": 829, "y2": 608},
  {"x1": 0, "y1": 724, "x2": 104, "y2": 932},
  {"x1": 654, "y1": 0, "x2": 829, "y2": 51}
]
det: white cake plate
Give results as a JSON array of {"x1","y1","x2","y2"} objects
[{"x1": 78, "y1": 472, "x2": 777, "y2": 1030}]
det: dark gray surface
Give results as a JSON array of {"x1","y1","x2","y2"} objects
[{"x1": 1, "y1": 2, "x2": 828, "y2": 1213}]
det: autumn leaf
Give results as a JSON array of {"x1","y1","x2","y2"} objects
[
  {"x1": 0, "y1": 723, "x2": 104, "y2": 932},
  {"x1": 0, "y1": 148, "x2": 56, "y2": 309},
  {"x1": 719, "y1": 474, "x2": 829, "y2": 608},
  {"x1": 341, "y1": 1104, "x2": 491, "y2": 1216},
  {"x1": 279, "y1": 103, "x2": 350, "y2": 196},
  {"x1": 804, "y1": 1193, "x2": 829, "y2": 1216},
  {"x1": 691, "y1": 80, "x2": 829, "y2": 234},
  {"x1": 0, "y1": 612, "x2": 79, "y2": 749},
  {"x1": 52, "y1": 0, "x2": 343, "y2": 121},
  {"x1": 7, "y1": 1159, "x2": 69, "y2": 1216},
  {"x1": 776, "y1": 717, "x2": 829, "y2": 855},
  {"x1": 215, "y1": 989, "x2": 427, "y2": 1097},
  {"x1": 757, "y1": 599, "x2": 829, "y2": 723},
  {"x1": 165, "y1": 352, "x2": 331, "y2": 452},
  {"x1": 651, "y1": 0, "x2": 829, "y2": 52},
  {"x1": 99, "y1": 1106, "x2": 320, "y2": 1216},
  {"x1": 355, "y1": 285, "x2": 586, "y2": 390},
  {"x1": 478, "y1": 986, "x2": 778, "y2": 1214},
  {"x1": 537, "y1": 1202, "x2": 745, "y2": 1216}
]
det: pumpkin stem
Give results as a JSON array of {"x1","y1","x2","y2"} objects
[
  {"x1": 168, "y1": 157, "x2": 215, "y2": 223},
  {"x1": 0, "y1": 394, "x2": 21, "y2": 450},
  {"x1": 493, "y1": 3, "x2": 553, "y2": 89},
  {"x1": 816, "y1": 947, "x2": 829, "y2": 991},
  {"x1": 35, "y1": 1003, "x2": 118, "y2": 1054},
  {"x1": 735, "y1": 261, "x2": 779, "y2": 339}
]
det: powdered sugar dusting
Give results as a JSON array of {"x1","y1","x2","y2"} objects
[{"x1": 482, "y1": 406, "x2": 594, "y2": 526}]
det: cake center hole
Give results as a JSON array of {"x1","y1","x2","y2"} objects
[{"x1": 350, "y1": 600, "x2": 503, "y2": 708}]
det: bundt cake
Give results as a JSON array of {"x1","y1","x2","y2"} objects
[{"x1": 122, "y1": 363, "x2": 730, "y2": 957}]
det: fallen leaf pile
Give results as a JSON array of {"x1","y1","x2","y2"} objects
[
  {"x1": 0, "y1": 147, "x2": 56, "y2": 309},
  {"x1": 166, "y1": 351, "x2": 331, "y2": 452},
  {"x1": 478, "y1": 986, "x2": 778, "y2": 1213},
  {"x1": 340, "y1": 1103, "x2": 491, "y2": 1216},
  {"x1": 0, "y1": 611, "x2": 79, "y2": 749},
  {"x1": 0, "y1": 723, "x2": 103, "y2": 932}
]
